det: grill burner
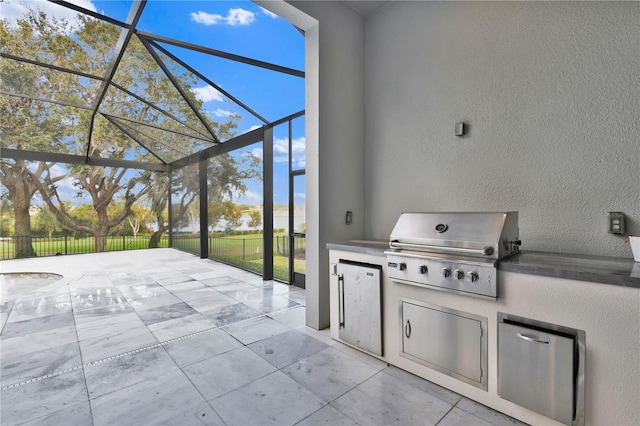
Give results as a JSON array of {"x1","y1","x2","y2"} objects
[{"x1": 385, "y1": 212, "x2": 520, "y2": 299}]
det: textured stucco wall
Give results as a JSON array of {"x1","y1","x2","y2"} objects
[
  {"x1": 281, "y1": 1, "x2": 366, "y2": 329},
  {"x1": 364, "y1": 1, "x2": 640, "y2": 258}
]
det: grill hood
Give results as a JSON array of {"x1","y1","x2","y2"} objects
[{"x1": 389, "y1": 212, "x2": 520, "y2": 260}]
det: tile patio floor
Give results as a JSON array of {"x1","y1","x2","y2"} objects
[{"x1": 0, "y1": 249, "x2": 525, "y2": 425}]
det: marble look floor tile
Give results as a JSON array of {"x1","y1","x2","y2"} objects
[
  {"x1": 383, "y1": 365, "x2": 461, "y2": 406},
  {"x1": 73, "y1": 303, "x2": 135, "y2": 320},
  {"x1": 79, "y1": 325, "x2": 158, "y2": 362},
  {"x1": 155, "y1": 274, "x2": 195, "y2": 286},
  {"x1": 6, "y1": 295, "x2": 72, "y2": 322},
  {"x1": 183, "y1": 346, "x2": 276, "y2": 400},
  {"x1": 0, "y1": 311, "x2": 75, "y2": 338},
  {"x1": 223, "y1": 315, "x2": 291, "y2": 345},
  {"x1": 0, "y1": 325, "x2": 78, "y2": 357},
  {"x1": 298, "y1": 326, "x2": 338, "y2": 347},
  {"x1": 332, "y1": 371, "x2": 452, "y2": 426},
  {"x1": 126, "y1": 291, "x2": 182, "y2": 311},
  {"x1": 185, "y1": 293, "x2": 238, "y2": 313},
  {"x1": 163, "y1": 328, "x2": 243, "y2": 367},
  {"x1": 172, "y1": 286, "x2": 223, "y2": 302},
  {"x1": 203, "y1": 302, "x2": 262, "y2": 327},
  {"x1": 70, "y1": 287, "x2": 128, "y2": 312},
  {"x1": 210, "y1": 370, "x2": 325, "y2": 426},
  {"x1": 455, "y1": 397, "x2": 528, "y2": 426},
  {"x1": 270, "y1": 282, "x2": 301, "y2": 295},
  {"x1": 89, "y1": 370, "x2": 210, "y2": 426},
  {"x1": 223, "y1": 287, "x2": 275, "y2": 302},
  {"x1": 248, "y1": 329, "x2": 328, "y2": 369},
  {"x1": 282, "y1": 347, "x2": 381, "y2": 403},
  {"x1": 20, "y1": 401, "x2": 93, "y2": 426},
  {"x1": 122, "y1": 286, "x2": 171, "y2": 299},
  {"x1": 296, "y1": 405, "x2": 359, "y2": 426},
  {"x1": 333, "y1": 341, "x2": 389, "y2": 371},
  {"x1": 1, "y1": 341, "x2": 81, "y2": 385},
  {"x1": 438, "y1": 406, "x2": 493, "y2": 426},
  {"x1": 163, "y1": 401, "x2": 225, "y2": 426},
  {"x1": 267, "y1": 305, "x2": 306, "y2": 329},
  {"x1": 211, "y1": 281, "x2": 258, "y2": 293},
  {"x1": 188, "y1": 270, "x2": 223, "y2": 281},
  {"x1": 84, "y1": 346, "x2": 181, "y2": 398},
  {"x1": 179, "y1": 267, "x2": 213, "y2": 276},
  {"x1": 243, "y1": 295, "x2": 300, "y2": 314},
  {"x1": 108, "y1": 272, "x2": 150, "y2": 285},
  {"x1": 0, "y1": 310, "x2": 9, "y2": 333},
  {"x1": 282, "y1": 289, "x2": 306, "y2": 305},
  {"x1": 0, "y1": 369, "x2": 88, "y2": 425},
  {"x1": 114, "y1": 281, "x2": 161, "y2": 293},
  {"x1": 199, "y1": 275, "x2": 244, "y2": 286},
  {"x1": 147, "y1": 312, "x2": 217, "y2": 342},
  {"x1": 75, "y1": 312, "x2": 145, "y2": 341},
  {"x1": 163, "y1": 280, "x2": 208, "y2": 293},
  {"x1": 136, "y1": 302, "x2": 198, "y2": 325}
]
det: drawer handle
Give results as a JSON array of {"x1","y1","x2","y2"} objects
[
  {"x1": 517, "y1": 333, "x2": 550, "y2": 344},
  {"x1": 405, "y1": 320, "x2": 411, "y2": 338}
]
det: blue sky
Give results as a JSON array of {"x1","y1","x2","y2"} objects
[{"x1": 6, "y1": 0, "x2": 305, "y2": 207}]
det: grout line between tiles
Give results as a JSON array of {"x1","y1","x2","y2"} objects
[{"x1": 0, "y1": 304, "x2": 302, "y2": 392}]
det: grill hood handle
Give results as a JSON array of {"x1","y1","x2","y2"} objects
[{"x1": 389, "y1": 241, "x2": 495, "y2": 256}]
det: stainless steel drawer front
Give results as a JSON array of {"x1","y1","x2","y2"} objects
[
  {"x1": 498, "y1": 322, "x2": 575, "y2": 425},
  {"x1": 400, "y1": 300, "x2": 487, "y2": 389}
]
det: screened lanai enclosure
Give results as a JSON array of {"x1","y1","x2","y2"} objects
[{"x1": 0, "y1": 0, "x2": 306, "y2": 286}]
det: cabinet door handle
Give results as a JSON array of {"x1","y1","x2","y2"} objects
[
  {"x1": 405, "y1": 320, "x2": 411, "y2": 338},
  {"x1": 338, "y1": 274, "x2": 345, "y2": 328},
  {"x1": 517, "y1": 333, "x2": 550, "y2": 344}
]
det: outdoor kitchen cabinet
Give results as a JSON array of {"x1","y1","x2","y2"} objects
[
  {"x1": 336, "y1": 260, "x2": 383, "y2": 356},
  {"x1": 400, "y1": 299, "x2": 487, "y2": 389}
]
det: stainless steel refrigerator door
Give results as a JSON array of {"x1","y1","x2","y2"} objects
[
  {"x1": 337, "y1": 262, "x2": 382, "y2": 355},
  {"x1": 498, "y1": 322, "x2": 575, "y2": 425}
]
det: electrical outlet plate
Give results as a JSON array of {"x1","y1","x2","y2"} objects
[{"x1": 608, "y1": 212, "x2": 625, "y2": 234}]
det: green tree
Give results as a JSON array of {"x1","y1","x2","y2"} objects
[
  {"x1": 2, "y1": 6, "x2": 260, "y2": 253},
  {"x1": 0, "y1": 196, "x2": 15, "y2": 236},
  {"x1": 248, "y1": 209, "x2": 262, "y2": 230},
  {"x1": 0, "y1": 9, "x2": 104, "y2": 256},
  {"x1": 222, "y1": 201, "x2": 243, "y2": 232},
  {"x1": 32, "y1": 204, "x2": 64, "y2": 237}
]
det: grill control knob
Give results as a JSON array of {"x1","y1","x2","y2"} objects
[
  {"x1": 397, "y1": 262, "x2": 407, "y2": 271},
  {"x1": 467, "y1": 271, "x2": 479, "y2": 283},
  {"x1": 441, "y1": 268, "x2": 451, "y2": 278},
  {"x1": 418, "y1": 265, "x2": 428, "y2": 274},
  {"x1": 453, "y1": 269, "x2": 465, "y2": 280}
]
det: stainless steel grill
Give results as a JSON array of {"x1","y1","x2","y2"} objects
[{"x1": 385, "y1": 212, "x2": 520, "y2": 299}]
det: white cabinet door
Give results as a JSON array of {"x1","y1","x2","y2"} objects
[{"x1": 337, "y1": 261, "x2": 382, "y2": 355}]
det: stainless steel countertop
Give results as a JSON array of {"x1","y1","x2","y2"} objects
[{"x1": 327, "y1": 241, "x2": 640, "y2": 289}]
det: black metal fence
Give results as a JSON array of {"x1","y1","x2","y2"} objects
[{"x1": 0, "y1": 235, "x2": 169, "y2": 260}]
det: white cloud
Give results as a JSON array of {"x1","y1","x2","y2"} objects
[
  {"x1": 190, "y1": 8, "x2": 255, "y2": 26},
  {"x1": 246, "y1": 125, "x2": 262, "y2": 133},
  {"x1": 249, "y1": 147, "x2": 263, "y2": 159},
  {"x1": 192, "y1": 86, "x2": 223, "y2": 103},
  {"x1": 273, "y1": 136, "x2": 305, "y2": 164},
  {"x1": 232, "y1": 188, "x2": 261, "y2": 203},
  {"x1": 211, "y1": 108, "x2": 233, "y2": 118},
  {"x1": 259, "y1": 6, "x2": 279, "y2": 19},
  {"x1": 2, "y1": 0, "x2": 98, "y2": 32}
]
